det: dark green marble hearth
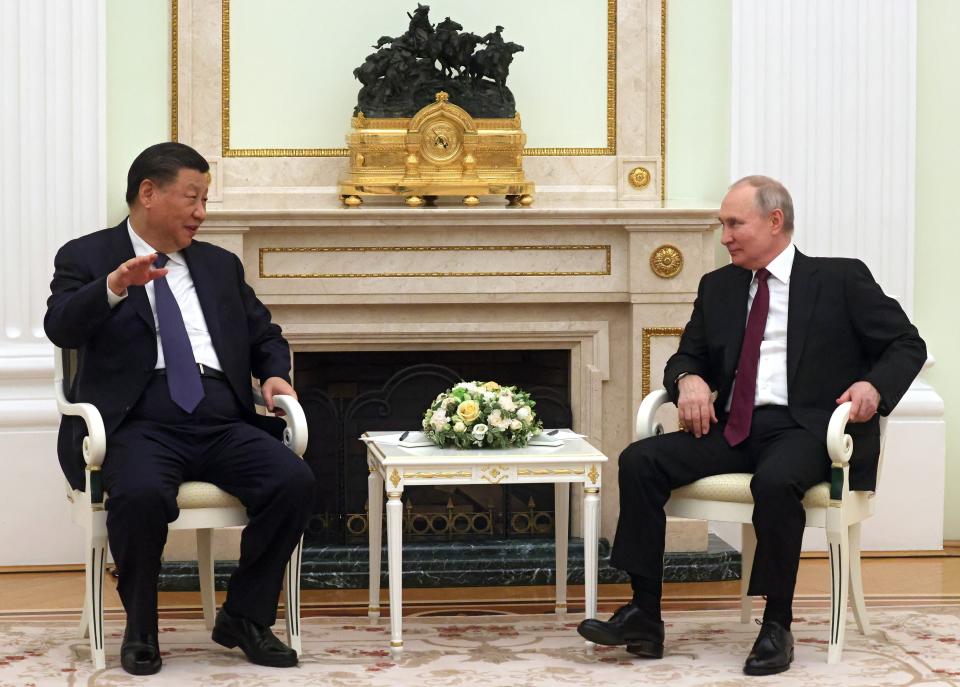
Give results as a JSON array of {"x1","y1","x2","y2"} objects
[{"x1": 158, "y1": 535, "x2": 739, "y2": 591}]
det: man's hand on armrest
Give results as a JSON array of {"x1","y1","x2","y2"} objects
[
  {"x1": 677, "y1": 374, "x2": 717, "y2": 438},
  {"x1": 106, "y1": 253, "x2": 168, "y2": 297},
  {"x1": 836, "y1": 380, "x2": 880, "y2": 423},
  {"x1": 261, "y1": 377, "x2": 297, "y2": 415}
]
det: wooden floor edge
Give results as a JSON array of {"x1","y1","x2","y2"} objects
[
  {"x1": 800, "y1": 547, "x2": 960, "y2": 559},
  {"x1": 4, "y1": 544, "x2": 959, "y2": 574},
  {"x1": 0, "y1": 564, "x2": 87, "y2": 574}
]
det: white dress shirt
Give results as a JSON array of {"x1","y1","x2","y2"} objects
[
  {"x1": 106, "y1": 220, "x2": 223, "y2": 371},
  {"x1": 726, "y1": 242, "x2": 794, "y2": 410}
]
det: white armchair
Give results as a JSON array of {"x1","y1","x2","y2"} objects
[
  {"x1": 636, "y1": 389, "x2": 887, "y2": 664},
  {"x1": 54, "y1": 347, "x2": 308, "y2": 670}
]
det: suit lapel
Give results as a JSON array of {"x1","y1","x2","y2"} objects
[
  {"x1": 108, "y1": 220, "x2": 154, "y2": 331},
  {"x1": 787, "y1": 250, "x2": 819, "y2": 388},
  {"x1": 722, "y1": 267, "x2": 753, "y2": 380},
  {"x1": 181, "y1": 243, "x2": 224, "y2": 353}
]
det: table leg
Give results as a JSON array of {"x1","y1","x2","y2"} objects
[
  {"x1": 554, "y1": 482, "x2": 569, "y2": 616},
  {"x1": 387, "y1": 490, "x2": 404, "y2": 655},
  {"x1": 367, "y1": 466, "x2": 383, "y2": 622},
  {"x1": 583, "y1": 486, "x2": 600, "y2": 621}
]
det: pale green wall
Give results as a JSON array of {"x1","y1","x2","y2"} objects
[
  {"x1": 665, "y1": 0, "x2": 730, "y2": 203},
  {"x1": 106, "y1": 0, "x2": 170, "y2": 225},
  {"x1": 916, "y1": 0, "x2": 959, "y2": 540},
  {"x1": 664, "y1": 0, "x2": 730, "y2": 270},
  {"x1": 229, "y1": 0, "x2": 607, "y2": 151}
]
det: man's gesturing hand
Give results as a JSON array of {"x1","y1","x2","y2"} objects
[
  {"x1": 836, "y1": 381, "x2": 881, "y2": 423},
  {"x1": 107, "y1": 254, "x2": 168, "y2": 296},
  {"x1": 261, "y1": 377, "x2": 297, "y2": 415},
  {"x1": 677, "y1": 374, "x2": 717, "y2": 438}
]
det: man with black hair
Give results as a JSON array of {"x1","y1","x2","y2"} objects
[{"x1": 45, "y1": 142, "x2": 314, "y2": 675}]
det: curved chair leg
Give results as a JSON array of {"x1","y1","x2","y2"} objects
[
  {"x1": 85, "y1": 527, "x2": 107, "y2": 670},
  {"x1": 196, "y1": 529, "x2": 217, "y2": 630},
  {"x1": 848, "y1": 521, "x2": 871, "y2": 635},
  {"x1": 740, "y1": 523, "x2": 757, "y2": 624},
  {"x1": 78, "y1": 593, "x2": 90, "y2": 638},
  {"x1": 827, "y1": 520, "x2": 851, "y2": 664},
  {"x1": 284, "y1": 535, "x2": 303, "y2": 655}
]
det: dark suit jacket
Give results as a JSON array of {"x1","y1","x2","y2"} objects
[
  {"x1": 45, "y1": 220, "x2": 289, "y2": 490},
  {"x1": 663, "y1": 249, "x2": 926, "y2": 491}
]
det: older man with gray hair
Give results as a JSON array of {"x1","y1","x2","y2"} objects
[{"x1": 578, "y1": 175, "x2": 926, "y2": 675}]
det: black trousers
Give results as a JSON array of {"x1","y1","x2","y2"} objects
[
  {"x1": 102, "y1": 375, "x2": 315, "y2": 635},
  {"x1": 610, "y1": 406, "x2": 830, "y2": 599}
]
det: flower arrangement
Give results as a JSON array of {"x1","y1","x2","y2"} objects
[{"x1": 422, "y1": 381, "x2": 543, "y2": 449}]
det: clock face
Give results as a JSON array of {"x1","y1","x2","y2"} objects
[{"x1": 421, "y1": 119, "x2": 462, "y2": 164}]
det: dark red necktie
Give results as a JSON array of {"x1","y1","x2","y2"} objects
[{"x1": 723, "y1": 268, "x2": 771, "y2": 446}]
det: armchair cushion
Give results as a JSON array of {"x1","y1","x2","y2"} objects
[
  {"x1": 671, "y1": 473, "x2": 831, "y2": 508},
  {"x1": 176, "y1": 482, "x2": 243, "y2": 509}
]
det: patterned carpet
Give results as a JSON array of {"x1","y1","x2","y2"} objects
[{"x1": 2, "y1": 606, "x2": 960, "y2": 686}]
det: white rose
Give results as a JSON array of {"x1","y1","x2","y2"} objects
[
  {"x1": 510, "y1": 419, "x2": 522, "y2": 431},
  {"x1": 464, "y1": 382, "x2": 479, "y2": 393},
  {"x1": 430, "y1": 410, "x2": 449, "y2": 431},
  {"x1": 454, "y1": 421, "x2": 466, "y2": 433},
  {"x1": 517, "y1": 406, "x2": 531, "y2": 420},
  {"x1": 488, "y1": 410, "x2": 510, "y2": 430},
  {"x1": 471, "y1": 423, "x2": 488, "y2": 440},
  {"x1": 482, "y1": 391, "x2": 496, "y2": 403},
  {"x1": 498, "y1": 394, "x2": 516, "y2": 411}
]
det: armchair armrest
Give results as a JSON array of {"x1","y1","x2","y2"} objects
[
  {"x1": 56, "y1": 400, "x2": 107, "y2": 469},
  {"x1": 53, "y1": 346, "x2": 106, "y2": 502},
  {"x1": 826, "y1": 401, "x2": 855, "y2": 501},
  {"x1": 826, "y1": 401, "x2": 854, "y2": 467},
  {"x1": 253, "y1": 389, "x2": 308, "y2": 457},
  {"x1": 635, "y1": 389, "x2": 672, "y2": 441},
  {"x1": 53, "y1": 352, "x2": 106, "y2": 469}
]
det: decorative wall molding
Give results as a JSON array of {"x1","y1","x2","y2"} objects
[{"x1": 730, "y1": 0, "x2": 917, "y2": 314}]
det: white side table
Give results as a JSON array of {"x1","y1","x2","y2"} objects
[{"x1": 363, "y1": 431, "x2": 609, "y2": 654}]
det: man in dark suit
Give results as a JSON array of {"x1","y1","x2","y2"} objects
[
  {"x1": 577, "y1": 176, "x2": 926, "y2": 675},
  {"x1": 45, "y1": 142, "x2": 315, "y2": 675}
]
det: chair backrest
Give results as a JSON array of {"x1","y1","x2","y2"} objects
[
  {"x1": 53, "y1": 346, "x2": 78, "y2": 404},
  {"x1": 873, "y1": 415, "x2": 890, "y2": 492}
]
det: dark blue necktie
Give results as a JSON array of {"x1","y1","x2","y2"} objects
[{"x1": 153, "y1": 254, "x2": 204, "y2": 413}]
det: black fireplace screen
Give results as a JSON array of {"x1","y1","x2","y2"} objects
[{"x1": 293, "y1": 350, "x2": 573, "y2": 544}]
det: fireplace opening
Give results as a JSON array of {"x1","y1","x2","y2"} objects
[{"x1": 293, "y1": 349, "x2": 573, "y2": 545}]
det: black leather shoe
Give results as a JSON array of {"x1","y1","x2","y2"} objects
[
  {"x1": 576, "y1": 603, "x2": 664, "y2": 657},
  {"x1": 120, "y1": 625, "x2": 161, "y2": 676},
  {"x1": 211, "y1": 607, "x2": 298, "y2": 667},
  {"x1": 743, "y1": 620, "x2": 794, "y2": 675}
]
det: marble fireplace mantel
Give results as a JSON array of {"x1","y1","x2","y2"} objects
[{"x1": 194, "y1": 199, "x2": 721, "y2": 545}]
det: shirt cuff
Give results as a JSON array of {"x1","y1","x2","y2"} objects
[{"x1": 106, "y1": 281, "x2": 128, "y2": 307}]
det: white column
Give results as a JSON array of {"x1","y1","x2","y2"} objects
[
  {"x1": 0, "y1": 0, "x2": 107, "y2": 564},
  {"x1": 731, "y1": 0, "x2": 916, "y2": 312}
]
